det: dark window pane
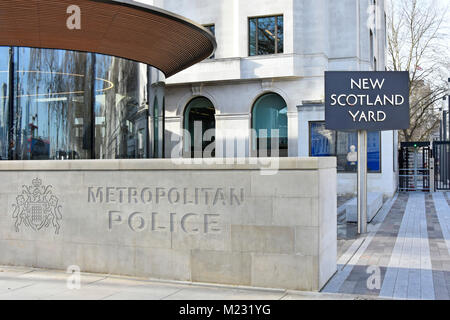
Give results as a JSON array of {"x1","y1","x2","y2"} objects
[
  {"x1": 3, "y1": 47, "x2": 164, "y2": 160},
  {"x1": 249, "y1": 15, "x2": 283, "y2": 56},
  {"x1": 249, "y1": 18, "x2": 257, "y2": 56},
  {"x1": 277, "y1": 16, "x2": 284, "y2": 53},
  {"x1": 257, "y1": 16, "x2": 276, "y2": 55},
  {"x1": 205, "y1": 25, "x2": 216, "y2": 59},
  {"x1": 183, "y1": 97, "x2": 216, "y2": 158}
]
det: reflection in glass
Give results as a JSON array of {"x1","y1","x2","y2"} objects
[
  {"x1": 0, "y1": 47, "x2": 9, "y2": 160},
  {"x1": 1, "y1": 46, "x2": 165, "y2": 160},
  {"x1": 249, "y1": 16, "x2": 284, "y2": 56},
  {"x1": 252, "y1": 93, "x2": 288, "y2": 157},
  {"x1": 258, "y1": 16, "x2": 276, "y2": 55},
  {"x1": 277, "y1": 16, "x2": 284, "y2": 54},
  {"x1": 337, "y1": 131, "x2": 358, "y2": 172},
  {"x1": 14, "y1": 48, "x2": 92, "y2": 160},
  {"x1": 249, "y1": 19, "x2": 257, "y2": 56},
  {"x1": 309, "y1": 122, "x2": 381, "y2": 173},
  {"x1": 95, "y1": 54, "x2": 149, "y2": 159},
  {"x1": 310, "y1": 122, "x2": 335, "y2": 157}
]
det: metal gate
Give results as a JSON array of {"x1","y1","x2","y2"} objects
[
  {"x1": 399, "y1": 142, "x2": 431, "y2": 192},
  {"x1": 434, "y1": 141, "x2": 450, "y2": 190}
]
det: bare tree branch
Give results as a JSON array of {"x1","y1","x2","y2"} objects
[{"x1": 387, "y1": 0, "x2": 449, "y2": 142}]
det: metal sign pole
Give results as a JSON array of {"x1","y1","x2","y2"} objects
[
  {"x1": 430, "y1": 140, "x2": 435, "y2": 193},
  {"x1": 325, "y1": 71, "x2": 410, "y2": 234},
  {"x1": 357, "y1": 130, "x2": 368, "y2": 234}
]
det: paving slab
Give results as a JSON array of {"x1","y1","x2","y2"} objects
[
  {"x1": 325, "y1": 192, "x2": 450, "y2": 300},
  {"x1": 0, "y1": 265, "x2": 379, "y2": 300}
]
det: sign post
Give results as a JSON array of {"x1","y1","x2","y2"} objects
[
  {"x1": 357, "y1": 130, "x2": 368, "y2": 234},
  {"x1": 325, "y1": 71, "x2": 410, "y2": 234}
]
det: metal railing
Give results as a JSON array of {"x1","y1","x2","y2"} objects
[{"x1": 434, "y1": 141, "x2": 450, "y2": 190}]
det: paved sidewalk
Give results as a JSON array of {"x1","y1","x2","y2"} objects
[
  {"x1": 0, "y1": 265, "x2": 381, "y2": 300},
  {"x1": 323, "y1": 192, "x2": 450, "y2": 300},
  {"x1": 2, "y1": 192, "x2": 448, "y2": 300}
]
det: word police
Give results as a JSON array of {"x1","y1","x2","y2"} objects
[{"x1": 108, "y1": 211, "x2": 222, "y2": 234}]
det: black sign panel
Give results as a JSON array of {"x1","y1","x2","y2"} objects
[{"x1": 325, "y1": 71, "x2": 410, "y2": 131}]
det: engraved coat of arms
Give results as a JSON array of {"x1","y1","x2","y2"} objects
[{"x1": 12, "y1": 178, "x2": 62, "y2": 234}]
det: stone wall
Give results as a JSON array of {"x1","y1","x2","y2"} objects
[{"x1": 0, "y1": 158, "x2": 337, "y2": 291}]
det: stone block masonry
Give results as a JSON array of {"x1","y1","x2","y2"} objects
[{"x1": 0, "y1": 158, "x2": 337, "y2": 291}]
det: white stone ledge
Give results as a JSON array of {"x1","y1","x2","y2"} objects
[{"x1": 0, "y1": 157, "x2": 336, "y2": 171}]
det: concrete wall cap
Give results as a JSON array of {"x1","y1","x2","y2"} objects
[{"x1": 0, "y1": 158, "x2": 336, "y2": 171}]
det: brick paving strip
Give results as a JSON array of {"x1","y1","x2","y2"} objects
[
  {"x1": 380, "y1": 193, "x2": 434, "y2": 299},
  {"x1": 333, "y1": 193, "x2": 409, "y2": 296},
  {"x1": 432, "y1": 193, "x2": 450, "y2": 249},
  {"x1": 445, "y1": 192, "x2": 450, "y2": 204},
  {"x1": 324, "y1": 192, "x2": 450, "y2": 299},
  {"x1": 430, "y1": 193, "x2": 450, "y2": 299},
  {"x1": 322, "y1": 193, "x2": 400, "y2": 294}
]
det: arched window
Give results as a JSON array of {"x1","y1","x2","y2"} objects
[
  {"x1": 252, "y1": 93, "x2": 288, "y2": 157},
  {"x1": 183, "y1": 97, "x2": 216, "y2": 158}
]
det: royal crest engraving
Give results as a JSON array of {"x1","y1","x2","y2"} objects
[{"x1": 12, "y1": 178, "x2": 62, "y2": 234}]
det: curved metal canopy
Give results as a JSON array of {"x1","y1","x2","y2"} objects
[{"x1": 0, "y1": 0, "x2": 216, "y2": 77}]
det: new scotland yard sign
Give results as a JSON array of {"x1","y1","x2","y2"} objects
[{"x1": 325, "y1": 71, "x2": 410, "y2": 131}]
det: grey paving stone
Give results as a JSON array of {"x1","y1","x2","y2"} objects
[{"x1": 325, "y1": 192, "x2": 450, "y2": 300}]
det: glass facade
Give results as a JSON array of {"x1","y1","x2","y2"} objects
[
  {"x1": 310, "y1": 122, "x2": 381, "y2": 173},
  {"x1": 0, "y1": 47, "x2": 165, "y2": 160},
  {"x1": 0, "y1": 47, "x2": 9, "y2": 160},
  {"x1": 252, "y1": 93, "x2": 288, "y2": 157}
]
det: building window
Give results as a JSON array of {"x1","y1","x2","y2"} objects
[
  {"x1": 183, "y1": 97, "x2": 216, "y2": 158},
  {"x1": 0, "y1": 47, "x2": 10, "y2": 160},
  {"x1": 2, "y1": 47, "x2": 165, "y2": 161},
  {"x1": 252, "y1": 93, "x2": 288, "y2": 157},
  {"x1": 249, "y1": 15, "x2": 283, "y2": 56},
  {"x1": 309, "y1": 122, "x2": 381, "y2": 173},
  {"x1": 204, "y1": 24, "x2": 215, "y2": 59}
]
